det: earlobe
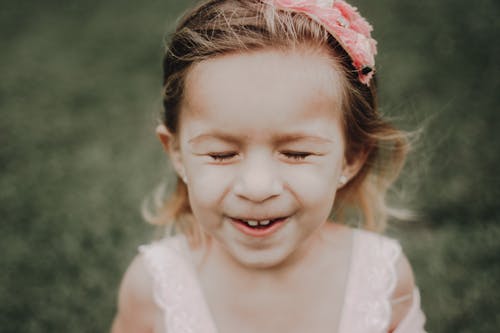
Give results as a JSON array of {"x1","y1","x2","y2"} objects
[
  {"x1": 155, "y1": 124, "x2": 186, "y2": 181},
  {"x1": 338, "y1": 175, "x2": 348, "y2": 186},
  {"x1": 339, "y1": 152, "x2": 368, "y2": 188}
]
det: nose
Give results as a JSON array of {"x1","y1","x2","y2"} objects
[{"x1": 233, "y1": 152, "x2": 283, "y2": 203}]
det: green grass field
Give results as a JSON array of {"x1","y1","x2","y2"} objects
[{"x1": 1, "y1": 0, "x2": 499, "y2": 332}]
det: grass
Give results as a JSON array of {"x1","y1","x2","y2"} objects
[{"x1": 1, "y1": 0, "x2": 499, "y2": 332}]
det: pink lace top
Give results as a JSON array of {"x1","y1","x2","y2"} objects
[{"x1": 139, "y1": 229, "x2": 426, "y2": 333}]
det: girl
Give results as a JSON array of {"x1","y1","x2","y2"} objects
[{"x1": 112, "y1": 0, "x2": 426, "y2": 332}]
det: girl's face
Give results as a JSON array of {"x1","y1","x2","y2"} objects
[{"x1": 160, "y1": 48, "x2": 362, "y2": 269}]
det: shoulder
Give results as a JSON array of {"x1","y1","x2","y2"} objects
[
  {"x1": 111, "y1": 254, "x2": 158, "y2": 333},
  {"x1": 390, "y1": 251, "x2": 417, "y2": 331},
  {"x1": 351, "y1": 229, "x2": 417, "y2": 331},
  {"x1": 351, "y1": 228, "x2": 401, "y2": 262}
]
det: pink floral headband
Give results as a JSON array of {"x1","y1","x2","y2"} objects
[{"x1": 265, "y1": 0, "x2": 377, "y2": 85}]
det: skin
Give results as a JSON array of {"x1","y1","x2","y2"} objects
[
  {"x1": 111, "y1": 48, "x2": 416, "y2": 333},
  {"x1": 164, "y1": 48, "x2": 362, "y2": 271}
]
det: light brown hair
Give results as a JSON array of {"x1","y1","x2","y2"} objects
[{"x1": 146, "y1": 0, "x2": 409, "y2": 239}]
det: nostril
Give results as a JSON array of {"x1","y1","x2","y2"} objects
[{"x1": 233, "y1": 177, "x2": 283, "y2": 202}]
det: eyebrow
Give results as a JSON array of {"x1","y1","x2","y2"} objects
[
  {"x1": 188, "y1": 133, "x2": 240, "y2": 145},
  {"x1": 274, "y1": 133, "x2": 333, "y2": 144},
  {"x1": 188, "y1": 132, "x2": 333, "y2": 145}
]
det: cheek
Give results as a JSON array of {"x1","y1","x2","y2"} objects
[
  {"x1": 285, "y1": 157, "x2": 342, "y2": 207},
  {"x1": 186, "y1": 163, "x2": 231, "y2": 208}
]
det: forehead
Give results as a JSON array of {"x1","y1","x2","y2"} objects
[{"x1": 180, "y1": 48, "x2": 345, "y2": 139}]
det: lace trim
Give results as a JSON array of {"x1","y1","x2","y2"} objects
[
  {"x1": 339, "y1": 229, "x2": 401, "y2": 333},
  {"x1": 139, "y1": 237, "x2": 218, "y2": 333},
  {"x1": 138, "y1": 232, "x2": 418, "y2": 333}
]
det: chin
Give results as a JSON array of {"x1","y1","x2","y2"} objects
[{"x1": 225, "y1": 242, "x2": 295, "y2": 270}]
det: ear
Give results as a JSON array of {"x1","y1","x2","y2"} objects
[
  {"x1": 338, "y1": 150, "x2": 368, "y2": 189},
  {"x1": 156, "y1": 124, "x2": 186, "y2": 182}
]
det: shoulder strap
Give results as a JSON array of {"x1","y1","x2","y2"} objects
[
  {"x1": 338, "y1": 229, "x2": 401, "y2": 333},
  {"x1": 139, "y1": 236, "x2": 218, "y2": 333}
]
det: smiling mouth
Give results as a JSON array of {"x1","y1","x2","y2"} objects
[{"x1": 233, "y1": 217, "x2": 285, "y2": 229}]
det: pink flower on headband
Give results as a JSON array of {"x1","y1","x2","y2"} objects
[{"x1": 266, "y1": 0, "x2": 377, "y2": 85}]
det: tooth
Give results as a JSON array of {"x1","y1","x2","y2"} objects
[
  {"x1": 259, "y1": 220, "x2": 271, "y2": 226},
  {"x1": 247, "y1": 220, "x2": 259, "y2": 227}
]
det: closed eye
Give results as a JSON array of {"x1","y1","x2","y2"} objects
[
  {"x1": 208, "y1": 152, "x2": 238, "y2": 161},
  {"x1": 282, "y1": 151, "x2": 312, "y2": 160}
]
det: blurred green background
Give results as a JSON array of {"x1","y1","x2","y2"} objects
[{"x1": 1, "y1": 0, "x2": 499, "y2": 332}]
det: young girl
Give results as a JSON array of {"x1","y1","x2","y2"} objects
[{"x1": 112, "y1": 0, "x2": 426, "y2": 332}]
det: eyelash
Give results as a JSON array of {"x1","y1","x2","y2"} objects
[
  {"x1": 283, "y1": 151, "x2": 311, "y2": 160},
  {"x1": 208, "y1": 153, "x2": 238, "y2": 161},
  {"x1": 208, "y1": 152, "x2": 312, "y2": 161}
]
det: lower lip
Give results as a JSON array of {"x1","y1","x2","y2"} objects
[{"x1": 230, "y1": 217, "x2": 288, "y2": 238}]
